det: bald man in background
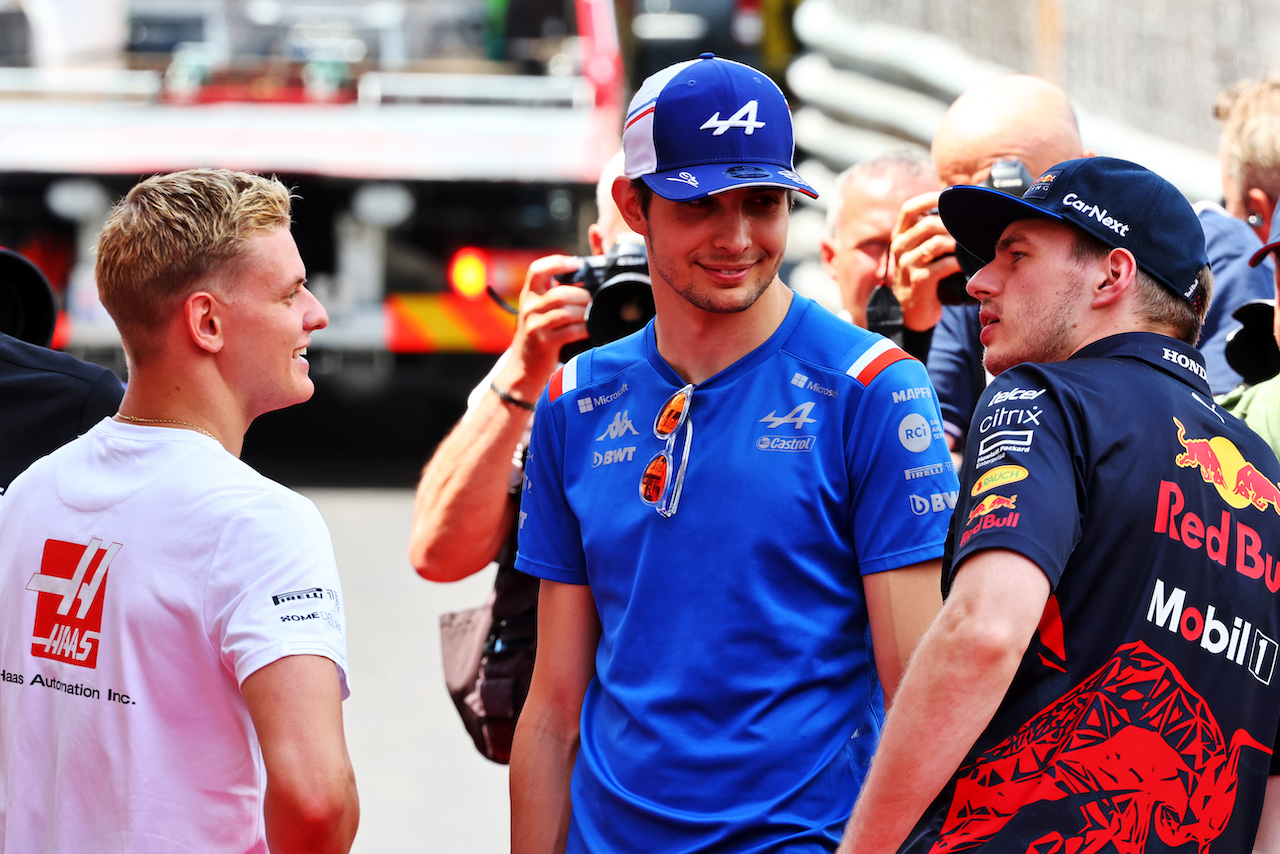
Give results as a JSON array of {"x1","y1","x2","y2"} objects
[{"x1": 892, "y1": 74, "x2": 1269, "y2": 450}]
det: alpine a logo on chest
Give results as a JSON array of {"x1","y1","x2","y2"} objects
[
  {"x1": 760, "y1": 401, "x2": 817, "y2": 429},
  {"x1": 26, "y1": 537, "x2": 120, "y2": 668},
  {"x1": 700, "y1": 100, "x2": 765, "y2": 136}
]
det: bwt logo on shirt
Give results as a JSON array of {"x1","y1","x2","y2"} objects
[
  {"x1": 26, "y1": 537, "x2": 120, "y2": 669},
  {"x1": 1147, "y1": 578, "x2": 1277, "y2": 684},
  {"x1": 910, "y1": 492, "x2": 958, "y2": 516}
]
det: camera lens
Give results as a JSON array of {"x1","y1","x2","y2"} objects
[{"x1": 586, "y1": 274, "x2": 654, "y2": 345}]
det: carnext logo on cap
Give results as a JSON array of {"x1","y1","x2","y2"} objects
[{"x1": 1062, "y1": 193, "x2": 1130, "y2": 236}]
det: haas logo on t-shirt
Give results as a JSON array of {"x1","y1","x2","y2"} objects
[{"x1": 25, "y1": 538, "x2": 119, "y2": 668}]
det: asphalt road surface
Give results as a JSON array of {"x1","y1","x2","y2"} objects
[{"x1": 303, "y1": 487, "x2": 510, "y2": 853}]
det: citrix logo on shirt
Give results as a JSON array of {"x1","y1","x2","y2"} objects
[{"x1": 26, "y1": 537, "x2": 120, "y2": 668}]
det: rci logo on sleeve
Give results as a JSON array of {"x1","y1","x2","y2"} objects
[{"x1": 972, "y1": 465, "x2": 1029, "y2": 497}]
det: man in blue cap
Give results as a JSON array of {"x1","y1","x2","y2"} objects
[
  {"x1": 840, "y1": 157, "x2": 1280, "y2": 852},
  {"x1": 510, "y1": 54, "x2": 958, "y2": 852}
]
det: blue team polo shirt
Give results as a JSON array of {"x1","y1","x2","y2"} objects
[{"x1": 517, "y1": 294, "x2": 958, "y2": 852}]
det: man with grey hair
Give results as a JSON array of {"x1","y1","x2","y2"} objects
[{"x1": 819, "y1": 151, "x2": 938, "y2": 341}]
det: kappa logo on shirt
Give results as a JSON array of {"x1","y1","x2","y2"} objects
[
  {"x1": 26, "y1": 537, "x2": 120, "y2": 669},
  {"x1": 596, "y1": 411, "x2": 641, "y2": 442}
]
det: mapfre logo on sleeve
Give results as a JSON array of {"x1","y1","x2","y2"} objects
[{"x1": 25, "y1": 537, "x2": 119, "y2": 668}]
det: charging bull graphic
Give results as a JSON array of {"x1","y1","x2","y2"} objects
[
  {"x1": 1174, "y1": 417, "x2": 1225, "y2": 486},
  {"x1": 930, "y1": 642, "x2": 1270, "y2": 853},
  {"x1": 968, "y1": 494, "x2": 1017, "y2": 525},
  {"x1": 1173, "y1": 418, "x2": 1280, "y2": 515}
]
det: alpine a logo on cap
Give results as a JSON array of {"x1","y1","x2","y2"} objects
[
  {"x1": 700, "y1": 100, "x2": 766, "y2": 136},
  {"x1": 725, "y1": 165, "x2": 771, "y2": 180}
]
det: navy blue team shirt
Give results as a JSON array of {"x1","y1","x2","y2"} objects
[{"x1": 904, "y1": 332, "x2": 1280, "y2": 852}]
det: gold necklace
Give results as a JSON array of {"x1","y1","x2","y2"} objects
[{"x1": 115, "y1": 413, "x2": 219, "y2": 442}]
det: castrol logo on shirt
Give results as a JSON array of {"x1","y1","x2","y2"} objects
[{"x1": 26, "y1": 537, "x2": 119, "y2": 668}]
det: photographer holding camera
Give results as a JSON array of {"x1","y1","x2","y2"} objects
[
  {"x1": 409, "y1": 150, "x2": 637, "y2": 584},
  {"x1": 897, "y1": 76, "x2": 1275, "y2": 456},
  {"x1": 409, "y1": 151, "x2": 646, "y2": 763},
  {"x1": 889, "y1": 75, "x2": 1091, "y2": 455}
]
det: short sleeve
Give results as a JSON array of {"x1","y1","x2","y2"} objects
[
  {"x1": 848, "y1": 355, "x2": 960, "y2": 575},
  {"x1": 206, "y1": 490, "x2": 350, "y2": 698},
  {"x1": 514, "y1": 386, "x2": 588, "y2": 585},
  {"x1": 947, "y1": 368, "x2": 1081, "y2": 592}
]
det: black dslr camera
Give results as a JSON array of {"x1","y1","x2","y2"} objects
[
  {"x1": 553, "y1": 235, "x2": 654, "y2": 360},
  {"x1": 936, "y1": 159, "x2": 1037, "y2": 305}
]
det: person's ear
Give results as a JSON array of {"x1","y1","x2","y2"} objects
[
  {"x1": 1091, "y1": 248, "x2": 1137, "y2": 309},
  {"x1": 587, "y1": 222, "x2": 606, "y2": 256},
  {"x1": 613, "y1": 177, "x2": 649, "y2": 238},
  {"x1": 185, "y1": 291, "x2": 225, "y2": 354},
  {"x1": 819, "y1": 236, "x2": 838, "y2": 275},
  {"x1": 1247, "y1": 187, "x2": 1275, "y2": 237}
]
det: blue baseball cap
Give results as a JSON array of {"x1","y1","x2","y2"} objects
[
  {"x1": 939, "y1": 157, "x2": 1209, "y2": 309},
  {"x1": 1248, "y1": 200, "x2": 1280, "y2": 267},
  {"x1": 622, "y1": 53, "x2": 817, "y2": 202}
]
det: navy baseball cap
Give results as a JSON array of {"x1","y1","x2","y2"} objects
[
  {"x1": 622, "y1": 53, "x2": 817, "y2": 202},
  {"x1": 1248, "y1": 201, "x2": 1280, "y2": 267},
  {"x1": 939, "y1": 157, "x2": 1209, "y2": 308}
]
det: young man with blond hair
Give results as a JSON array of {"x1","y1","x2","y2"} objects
[{"x1": 0, "y1": 169, "x2": 358, "y2": 853}]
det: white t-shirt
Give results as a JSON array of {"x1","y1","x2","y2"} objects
[{"x1": 0, "y1": 420, "x2": 349, "y2": 854}]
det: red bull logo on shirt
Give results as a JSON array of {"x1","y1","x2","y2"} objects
[
  {"x1": 1173, "y1": 417, "x2": 1280, "y2": 513},
  {"x1": 26, "y1": 537, "x2": 119, "y2": 668},
  {"x1": 967, "y1": 493, "x2": 1017, "y2": 524},
  {"x1": 959, "y1": 494, "x2": 1020, "y2": 546}
]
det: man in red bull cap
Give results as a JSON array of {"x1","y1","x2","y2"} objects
[{"x1": 840, "y1": 156, "x2": 1280, "y2": 852}]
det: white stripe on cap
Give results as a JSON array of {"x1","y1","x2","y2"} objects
[{"x1": 623, "y1": 58, "x2": 700, "y2": 180}]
